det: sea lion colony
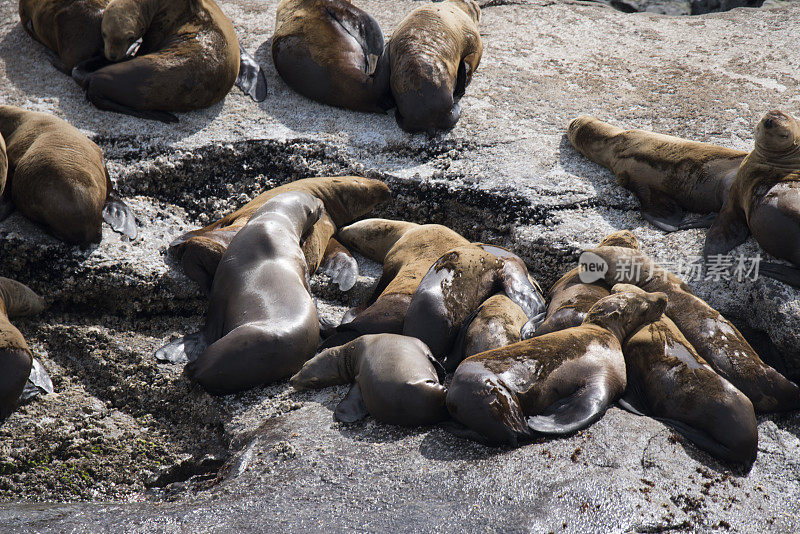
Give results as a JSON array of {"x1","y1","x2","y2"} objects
[{"x1": 1, "y1": 0, "x2": 799, "y2": 472}]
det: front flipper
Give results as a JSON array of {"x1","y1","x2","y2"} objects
[
  {"x1": 318, "y1": 239, "x2": 359, "y2": 291},
  {"x1": 155, "y1": 331, "x2": 208, "y2": 364},
  {"x1": 71, "y1": 55, "x2": 112, "y2": 88},
  {"x1": 526, "y1": 380, "x2": 612, "y2": 435},
  {"x1": 102, "y1": 193, "x2": 138, "y2": 239},
  {"x1": 758, "y1": 262, "x2": 800, "y2": 289},
  {"x1": 704, "y1": 205, "x2": 750, "y2": 258},
  {"x1": 19, "y1": 358, "x2": 54, "y2": 404},
  {"x1": 334, "y1": 382, "x2": 368, "y2": 423},
  {"x1": 86, "y1": 86, "x2": 179, "y2": 123},
  {"x1": 235, "y1": 48, "x2": 267, "y2": 102}
]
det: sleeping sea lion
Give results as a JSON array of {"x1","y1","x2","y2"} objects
[
  {"x1": 446, "y1": 284, "x2": 667, "y2": 445},
  {"x1": 158, "y1": 192, "x2": 324, "y2": 394},
  {"x1": 73, "y1": 0, "x2": 266, "y2": 123},
  {"x1": 452, "y1": 293, "x2": 528, "y2": 366},
  {"x1": 271, "y1": 0, "x2": 390, "y2": 112},
  {"x1": 0, "y1": 105, "x2": 136, "y2": 246},
  {"x1": 291, "y1": 334, "x2": 448, "y2": 425},
  {"x1": 705, "y1": 110, "x2": 800, "y2": 287},
  {"x1": 387, "y1": 0, "x2": 482, "y2": 133},
  {"x1": 585, "y1": 244, "x2": 800, "y2": 413},
  {"x1": 618, "y1": 284, "x2": 757, "y2": 465},
  {"x1": 169, "y1": 176, "x2": 389, "y2": 293},
  {"x1": 19, "y1": 0, "x2": 108, "y2": 74},
  {"x1": 567, "y1": 115, "x2": 747, "y2": 231}
]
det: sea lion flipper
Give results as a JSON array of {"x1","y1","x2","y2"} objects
[
  {"x1": 19, "y1": 358, "x2": 54, "y2": 404},
  {"x1": 85, "y1": 88, "x2": 179, "y2": 123},
  {"x1": 617, "y1": 392, "x2": 648, "y2": 417},
  {"x1": 499, "y1": 259, "x2": 546, "y2": 326},
  {"x1": 318, "y1": 240, "x2": 359, "y2": 291},
  {"x1": 657, "y1": 417, "x2": 755, "y2": 465},
  {"x1": 519, "y1": 312, "x2": 547, "y2": 340},
  {"x1": 71, "y1": 56, "x2": 112, "y2": 89},
  {"x1": 155, "y1": 331, "x2": 207, "y2": 364},
  {"x1": 334, "y1": 383, "x2": 368, "y2": 423},
  {"x1": 703, "y1": 206, "x2": 750, "y2": 258},
  {"x1": 526, "y1": 380, "x2": 610, "y2": 435},
  {"x1": 102, "y1": 194, "x2": 138, "y2": 239},
  {"x1": 235, "y1": 48, "x2": 268, "y2": 103},
  {"x1": 758, "y1": 262, "x2": 800, "y2": 289}
]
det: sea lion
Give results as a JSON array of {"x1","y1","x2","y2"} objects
[
  {"x1": 403, "y1": 243, "x2": 546, "y2": 363},
  {"x1": 291, "y1": 334, "x2": 447, "y2": 425},
  {"x1": 0, "y1": 133, "x2": 7, "y2": 218},
  {"x1": 19, "y1": 0, "x2": 108, "y2": 73},
  {"x1": 705, "y1": 110, "x2": 800, "y2": 287},
  {"x1": 567, "y1": 115, "x2": 747, "y2": 232},
  {"x1": 584, "y1": 244, "x2": 800, "y2": 413},
  {"x1": 0, "y1": 105, "x2": 136, "y2": 246},
  {"x1": 0, "y1": 277, "x2": 53, "y2": 422},
  {"x1": 387, "y1": 0, "x2": 482, "y2": 133},
  {"x1": 72, "y1": 0, "x2": 267, "y2": 123},
  {"x1": 446, "y1": 284, "x2": 667, "y2": 445},
  {"x1": 532, "y1": 230, "x2": 640, "y2": 338},
  {"x1": 158, "y1": 192, "x2": 324, "y2": 394},
  {"x1": 450, "y1": 293, "x2": 528, "y2": 367},
  {"x1": 169, "y1": 176, "x2": 390, "y2": 294},
  {"x1": 619, "y1": 284, "x2": 757, "y2": 464},
  {"x1": 271, "y1": 0, "x2": 390, "y2": 112}
]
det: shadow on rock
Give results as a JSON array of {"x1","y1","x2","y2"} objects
[{"x1": 417, "y1": 425, "x2": 511, "y2": 462}]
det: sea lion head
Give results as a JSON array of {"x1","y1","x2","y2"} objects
[
  {"x1": 754, "y1": 110, "x2": 800, "y2": 158},
  {"x1": 101, "y1": 1, "x2": 144, "y2": 62},
  {"x1": 597, "y1": 230, "x2": 640, "y2": 250},
  {"x1": 583, "y1": 284, "x2": 667, "y2": 341},
  {"x1": 337, "y1": 218, "x2": 418, "y2": 262},
  {"x1": 323, "y1": 177, "x2": 390, "y2": 227},
  {"x1": 567, "y1": 115, "x2": 625, "y2": 170},
  {"x1": 450, "y1": 0, "x2": 481, "y2": 24}
]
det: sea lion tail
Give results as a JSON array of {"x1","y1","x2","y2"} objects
[
  {"x1": 155, "y1": 331, "x2": 208, "y2": 365},
  {"x1": 236, "y1": 48, "x2": 268, "y2": 103},
  {"x1": 102, "y1": 192, "x2": 138, "y2": 240},
  {"x1": 19, "y1": 358, "x2": 54, "y2": 404},
  {"x1": 0, "y1": 277, "x2": 46, "y2": 318}
]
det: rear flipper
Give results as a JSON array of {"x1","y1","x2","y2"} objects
[
  {"x1": 318, "y1": 239, "x2": 359, "y2": 291},
  {"x1": 334, "y1": 383, "x2": 368, "y2": 423},
  {"x1": 155, "y1": 331, "x2": 208, "y2": 364},
  {"x1": 643, "y1": 208, "x2": 717, "y2": 233},
  {"x1": 526, "y1": 379, "x2": 612, "y2": 435},
  {"x1": 19, "y1": 358, "x2": 54, "y2": 404},
  {"x1": 758, "y1": 262, "x2": 800, "y2": 289},
  {"x1": 102, "y1": 193, "x2": 138, "y2": 239},
  {"x1": 235, "y1": 48, "x2": 267, "y2": 102}
]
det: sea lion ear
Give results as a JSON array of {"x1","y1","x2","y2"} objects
[{"x1": 334, "y1": 383, "x2": 368, "y2": 422}]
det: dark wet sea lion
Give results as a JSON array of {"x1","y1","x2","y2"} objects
[
  {"x1": 619, "y1": 284, "x2": 757, "y2": 465},
  {"x1": 532, "y1": 230, "x2": 639, "y2": 337},
  {"x1": 403, "y1": 244, "x2": 546, "y2": 363},
  {"x1": 705, "y1": 110, "x2": 800, "y2": 287},
  {"x1": 321, "y1": 219, "x2": 470, "y2": 349},
  {"x1": 586, "y1": 244, "x2": 800, "y2": 413},
  {"x1": 272, "y1": 0, "x2": 390, "y2": 112},
  {"x1": 0, "y1": 105, "x2": 136, "y2": 246},
  {"x1": 446, "y1": 285, "x2": 667, "y2": 445},
  {"x1": 291, "y1": 333, "x2": 447, "y2": 425},
  {"x1": 387, "y1": 0, "x2": 482, "y2": 133},
  {"x1": 169, "y1": 176, "x2": 389, "y2": 294},
  {"x1": 160, "y1": 192, "x2": 324, "y2": 394},
  {"x1": 567, "y1": 115, "x2": 747, "y2": 232},
  {"x1": 74, "y1": 0, "x2": 266, "y2": 123},
  {"x1": 19, "y1": 0, "x2": 108, "y2": 73}
]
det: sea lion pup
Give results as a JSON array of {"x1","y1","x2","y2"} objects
[
  {"x1": 271, "y1": 0, "x2": 391, "y2": 112},
  {"x1": 169, "y1": 176, "x2": 390, "y2": 294},
  {"x1": 387, "y1": 0, "x2": 482, "y2": 133},
  {"x1": 0, "y1": 277, "x2": 53, "y2": 422},
  {"x1": 446, "y1": 285, "x2": 667, "y2": 446},
  {"x1": 531, "y1": 230, "x2": 640, "y2": 338},
  {"x1": 19, "y1": 0, "x2": 108, "y2": 74},
  {"x1": 567, "y1": 115, "x2": 747, "y2": 232},
  {"x1": 403, "y1": 243, "x2": 546, "y2": 363},
  {"x1": 159, "y1": 192, "x2": 324, "y2": 394},
  {"x1": 0, "y1": 105, "x2": 136, "y2": 246},
  {"x1": 73, "y1": 0, "x2": 267, "y2": 123},
  {"x1": 705, "y1": 110, "x2": 800, "y2": 287},
  {"x1": 585, "y1": 245, "x2": 800, "y2": 413},
  {"x1": 291, "y1": 334, "x2": 448, "y2": 425},
  {"x1": 618, "y1": 284, "x2": 757, "y2": 465}
]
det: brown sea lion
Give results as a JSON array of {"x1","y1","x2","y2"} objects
[
  {"x1": 0, "y1": 105, "x2": 136, "y2": 246},
  {"x1": 271, "y1": 0, "x2": 390, "y2": 112},
  {"x1": 403, "y1": 243, "x2": 546, "y2": 364},
  {"x1": 169, "y1": 176, "x2": 390, "y2": 294},
  {"x1": 532, "y1": 230, "x2": 640, "y2": 338},
  {"x1": 619, "y1": 284, "x2": 757, "y2": 464},
  {"x1": 387, "y1": 0, "x2": 482, "y2": 133},
  {"x1": 291, "y1": 334, "x2": 447, "y2": 425},
  {"x1": 0, "y1": 277, "x2": 52, "y2": 422},
  {"x1": 19, "y1": 0, "x2": 108, "y2": 74},
  {"x1": 157, "y1": 192, "x2": 324, "y2": 395},
  {"x1": 584, "y1": 244, "x2": 800, "y2": 413},
  {"x1": 446, "y1": 285, "x2": 667, "y2": 445},
  {"x1": 451, "y1": 293, "x2": 528, "y2": 366},
  {"x1": 705, "y1": 110, "x2": 800, "y2": 287},
  {"x1": 72, "y1": 0, "x2": 266, "y2": 123},
  {"x1": 567, "y1": 115, "x2": 747, "y2": 232}
]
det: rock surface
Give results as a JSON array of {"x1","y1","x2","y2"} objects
[{"x1": 1, "y1": 0, "x2": 800, "y2": 531}]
